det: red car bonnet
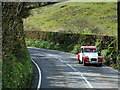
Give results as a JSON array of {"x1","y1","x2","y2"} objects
[{"x1": 83, "y1": 46, "x2": 96, "y2": 49}]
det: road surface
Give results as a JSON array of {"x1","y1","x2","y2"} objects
[{"x1": 28, "y1": 47, "x2": 119, "y2": 89}]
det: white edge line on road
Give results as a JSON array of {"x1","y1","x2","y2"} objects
[
  {"x1": 31, "y1": 59, "x2": 41, "y2": 89},
  {"x1": 67, "y1": 63, "x2": 93, "y2": 88}
]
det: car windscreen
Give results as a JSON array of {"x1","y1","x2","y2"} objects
[{"x1": 84, "y1": 49, "x2": 97, "y2": 53}]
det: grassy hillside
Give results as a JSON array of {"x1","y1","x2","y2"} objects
[{"x1": 23, "y1": 2, "x2": 117, "y2": 36}]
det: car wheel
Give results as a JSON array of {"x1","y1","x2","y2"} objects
[
  {"x1": 78, "y1": 59, "x2": 80, "y2": 64},
  {"x1": 78, "y1": 59, "x2": 82, "y2": 64},
  {"x1": 84, "y1": 61, "x2": 87, "y2": 66}
]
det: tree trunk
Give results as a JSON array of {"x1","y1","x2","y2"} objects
[{"x1": 118, "y1": 1, "x2": 120, "y2": 54}]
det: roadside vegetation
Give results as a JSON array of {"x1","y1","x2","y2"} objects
[
  {"x1": 3, "y1": 49, "x2": 33, "y2": 88},
  {"x1": 2, "y1": 3, "x2": 33, "y2": 88},
  {"x1": 0, "y1": 59, "x2": 1, "y2": 89},
  {"x1": 23, "y1": 2, "x2": 117, "y2": 36}
]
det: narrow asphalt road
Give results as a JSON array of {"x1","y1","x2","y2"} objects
[{"x1": 28, "y1": 47, "x2": 119, "y2": 89}]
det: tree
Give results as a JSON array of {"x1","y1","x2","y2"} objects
[
  {"x1": 2, "y1": 2, "x2": 33, "y2": 88},
  {"x1": 117, "y1": 1, "x2": 120, "y2": 70}
]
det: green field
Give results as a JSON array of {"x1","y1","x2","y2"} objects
[{"x1": 23, "y1": 2, "x2": 117, "y2": 36}]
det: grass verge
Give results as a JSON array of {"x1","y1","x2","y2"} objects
[{"x1": 2, "y1": 48, "x2": 33, "y2": 88}]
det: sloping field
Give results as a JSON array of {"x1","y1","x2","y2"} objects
[{"x1": 23, "y1": 2, "x2": 117, "y2": 36}]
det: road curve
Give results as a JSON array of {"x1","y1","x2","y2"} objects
[{"x1": 28, "y1": 47, "x2": 118, "y2": 89}]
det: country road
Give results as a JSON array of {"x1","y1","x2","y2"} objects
[{"x1": 28, "y1": 47, "x2": 119, "y2": 89}]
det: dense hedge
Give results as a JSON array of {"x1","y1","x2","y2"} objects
[
  {"x1": 25, "y1": 31, "x2": 115, "y2": 47},
  {"x1": 25, "y1": 31, "x2": 115, "y2": 52},
  {"x1": 2, "y1": 2, "x2": 33, "y2": 88}
]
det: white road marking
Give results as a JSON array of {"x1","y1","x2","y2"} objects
[
  {"x1": 67, "y1": 64, "x2": 77, "y2": 71},
  {"x1": 80, "y1": 74, "x2": 93, "y2": 88},
  {"x1": 59, "y1": 59, "x2": 93, "y2": 88},
  {"x1": 58, "y1": 59, "x2": 64, "y2": 62},
  {"x1": 31, "y1": 59, "x2": 41, "y2": 90}
]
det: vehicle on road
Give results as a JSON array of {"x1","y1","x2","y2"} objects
[{"x1": 78, "y1": 46, "x2": 103, "y2": 66}]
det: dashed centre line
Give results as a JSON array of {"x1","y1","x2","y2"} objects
[
  {"x1": 58, "y1": 58, "x2": 93, "y2": 88},
  {"x1": 67, "y1": 64, "x2": 77, "y2": 72}
]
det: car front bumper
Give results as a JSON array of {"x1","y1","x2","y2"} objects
[{"x1": 85, "y1": 61, "x2": 102, "y2": 64}]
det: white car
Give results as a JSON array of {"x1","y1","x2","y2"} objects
[{"x1": 78, "y1": 46, "x2": 103, "y2": 66}]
